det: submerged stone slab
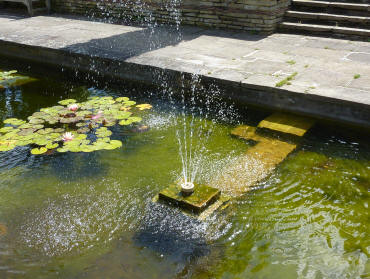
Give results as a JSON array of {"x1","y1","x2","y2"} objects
[
  {"x1": 158, "y1": 184, "x2": 221, "y2": 214},
  {"x1": 213, "y1": 136, "x2": 297, "y2": 196},
  {"x1": 231, "y1": 125, "x2": 263, "y2": 142},
  {"x1": 257, "y1": 112, "x2": 315, "y2": 137},
  {"x1": 214, "y1": 112, "x2": 315, "y2": 196}
]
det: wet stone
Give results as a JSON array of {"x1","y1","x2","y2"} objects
[
  {"x1": 215, "y1": 112, "x2": 314, "y2": 196},
  {"x1": 231, "y1": 125, "x2": 265, "y2": 142},
  {"x1": 257, "y1": 112, "x2": 315, "y2": 137},
  {"x1": 158, "y1": 184, "x2": 221, "y2": 214}
]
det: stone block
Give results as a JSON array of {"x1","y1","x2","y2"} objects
[
  {"x1": 158, "y1": 183, "x2": 221, "y2": 213},
  {"x1": 257, "y1": 112, "x2": 315, "y2": 137}
]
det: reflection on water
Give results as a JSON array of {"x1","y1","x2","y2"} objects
[{"x1": 0, "y1": 69, "x2": 369, "y2": 278}]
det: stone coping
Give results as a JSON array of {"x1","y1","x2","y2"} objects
[{"x1": 0, "y1": 13, "x2": 369, "y2": 129}]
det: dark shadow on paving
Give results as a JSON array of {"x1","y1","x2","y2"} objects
[
  {"x1": 55, "y1": 15, "x2": 266, "y2": 61},
  {"x1": 62, "y1": 26, "x2": 203, "y2": 60}
]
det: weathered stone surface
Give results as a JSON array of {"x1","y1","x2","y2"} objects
[
  {"x1": 158, "y1": 183, "x2": 221, "y2": 213},
  {"x1": 0, "y1": 14, "x2": 369, "y2": 128}
]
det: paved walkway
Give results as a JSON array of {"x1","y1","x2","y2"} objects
[{"x1": 0, "y1": 13, "x2": 369, "y2": 125}]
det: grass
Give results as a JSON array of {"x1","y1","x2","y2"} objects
[
  {"x1": 286, "y1": 60, "x2": 296, "y2": 65},
  {"x1": 275, "y1": 72, "x2": 298, "y2": 87},
  {"x1": 304, "y1": 64, "x2": 309, "y2": 68},
  {"x1": 353, "y1": 74, "x2": 361, "y2": 79}
]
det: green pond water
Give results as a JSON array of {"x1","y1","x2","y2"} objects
[{"x1": 0, "y1": 69, "x2": 369, "y2": 279}]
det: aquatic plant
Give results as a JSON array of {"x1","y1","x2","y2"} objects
[
  {"x1": 0, "y1": 96, "x2": 152, "y2": 154},
  {"x1": 0, "y1": 70, "x2": 17, "y2": 89},
  {"x1": 62, "y1": 132, "x2": 74, "y2": 142},
  {"x1": 68, "y1": 104, "x2": 79, "y2": 111},
  {"x1": 0, "y1": 70, "x2": 17, "y2": 81},
  {"x1": 0, "y1": 70, "x2": 36, "y2": 89}
]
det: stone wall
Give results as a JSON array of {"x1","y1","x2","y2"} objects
[{"x1": 51, "y1": 0, "x2": 291, "y2": 34}]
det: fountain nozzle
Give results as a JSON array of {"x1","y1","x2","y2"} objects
[{"x1": 181, "y1": 181, "x2": 194, "y2": 195}]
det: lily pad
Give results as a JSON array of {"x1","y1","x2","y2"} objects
[
  {"x1": 136, "y1": 104, "x2": 152, "y2": 110},
  {"x1": 18, "y1": 123, "x2": 33, "y2": 129},
  {"x1": 54, "y1": 128, "x2": 65, "y2": 133},
  {"x1": 58, "y1": 99, "x2": 76, "y2": 106},
  {"x1": 46, "y1": 143, "x2": 59, "y2": 149},
  {"x1": 119, "y1": 117, "x2": 142, "y2": 126},
  {"x1": 31, "y1": 124, "x2": 44, "y2": 130},
  {"x1": 0, "y1": 145, "x2": 14, "y2": 152},
  {"x1": 119, "y1": 119, "x2": 134, "y2": 126},
  {"x1": 77, "y1": 127, "x2": 89, "y2": 134},
  {"x1": 108, "y1": 140, "x2": 122, "y2": 149},
  {"x1": 3, "y1": 118, "x2": 26, "y2": 126},
  {"x1": 116, "y1": 97, "x2": 129, "y2": 102},
  {"x1": 129, "y1": 117, "x2": 142, "y2": 123},
  {"x1": 18, "y1": 128, "x2": 36, "y2": 136},
  {"x1": 29, "y1": 118, "x2": 44, "y2": 125},
  {"x1": 31, "y1": 147, "x2": 47, "y2": 155},
  {"x1": 0, "y1": 127, "x2": 15, "y2": 133},
  {"x1": 120, "y1": 106, "x2": 131, "y2": 112},
  {"x1": 123, "y1": 100, "x2": 136, "y2": 106}
]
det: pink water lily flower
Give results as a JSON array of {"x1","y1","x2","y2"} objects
[
  {"x1": 62, "y1": 132, "x2": 74, "y2": 142},
  {"x1": 68, "y1": 104, "x2": 79, "y2": 111},
  {"x1": 91, "y1": 110, "x2": 103, "y2": 120}
]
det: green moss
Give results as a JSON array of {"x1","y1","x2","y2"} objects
[
  {"x1": 159, "y1": 183, "x2": 220, "y2": 213},
  {"x1": 353, "y1": 74, "x2": 361, "y2": 79},
  {"x1": 275, "y1": 72, "x2": 298, "y2": 87}
]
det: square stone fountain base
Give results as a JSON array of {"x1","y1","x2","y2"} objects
[{"x1": 158, "y1": 184, "x2": 221, "y2": 214}]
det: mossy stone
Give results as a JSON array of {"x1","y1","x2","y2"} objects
[
  {"x1": 158, "y1": 184, "x2": 220, "y2": 214},
  {"x1": 257, "y1": 112, "x2": 314, "y2": 137}
]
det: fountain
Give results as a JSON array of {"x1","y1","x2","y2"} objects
[{"x1": 154, "y1": 111, "x2": 315, "y2": 220}]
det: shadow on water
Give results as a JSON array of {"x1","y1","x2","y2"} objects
[
  {"x1": 134, "y1": 202, "x2": 210, "y2": 264},
  {"x1": 47, "y1": 151, "x2": 108, "y2": 181}
]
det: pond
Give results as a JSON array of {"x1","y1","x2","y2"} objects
[{"x1": 0, "y1": 66, "x2": 369, "y2": 279}]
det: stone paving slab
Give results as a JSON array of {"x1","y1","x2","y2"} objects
[{"x1": 0, "y1": 13, "x2": 369, "y2": 127}]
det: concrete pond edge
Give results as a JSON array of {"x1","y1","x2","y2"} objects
[{"x1": 1, "y1": 39, "x2": 369, "y2": 129}]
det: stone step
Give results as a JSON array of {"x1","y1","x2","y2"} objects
[
  {"x1": 212, "y1": 113, "x2": 314, "y2": 197},
  {"x1": 279, "y1": 22, "x2": 370, "y2": 38},
  {"x1": 312, "y1": 0, "x2": 369, "y2": 3},
  {"x1": 292, "y1": 0, "x2": 370, "y2": 10},
  {"x1": 284, "y1": 10, "x2": 370, "y2": 28},
  {"x1": 291, "y1": 0, "x2": 370, "y2": 17}
]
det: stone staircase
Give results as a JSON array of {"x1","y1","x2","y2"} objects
[{"x1": 279, "y1": 0, "x2": 370, "y2": 39}]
